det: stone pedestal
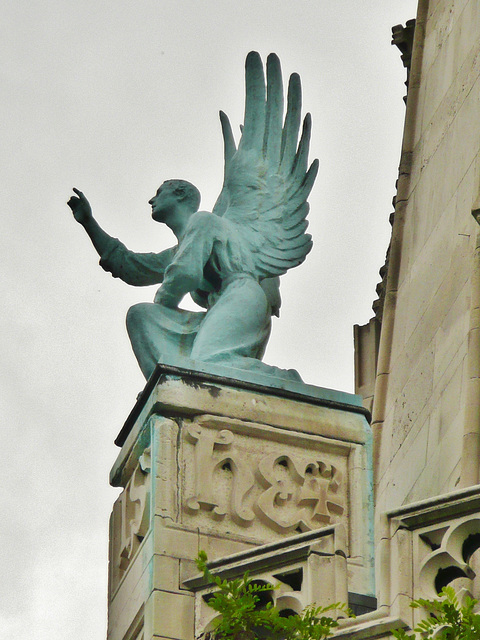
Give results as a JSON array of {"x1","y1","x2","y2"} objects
[{"x1": 107, "y1": 363, "x2": 373, "y2": 640}]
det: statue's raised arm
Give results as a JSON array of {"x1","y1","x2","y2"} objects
[{"x1": 69, "y1": 53, "x2": 317, "y2": 383}]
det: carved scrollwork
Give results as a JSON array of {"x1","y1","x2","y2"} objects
[
  {"x1": 184, "y1": 425, "x2": 255, "y2": 525},
  {"x1": 184, "y1": 424, "x2": 345, "y2": 533},
  {"x1": 118, "y1": 448, "x2": 152, "y2": 571},
  {"x1": 256, "y1": 454, "x2": 344, "y2": 533}
]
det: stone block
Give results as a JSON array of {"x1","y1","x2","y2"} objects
[
  {"x1": 152, "y1": 417, "x2": 179, "y2": 523},
  {"x1": 396, "y1": 199, "x2": 415, "y2": 292},
  {"x1": 455, "y1": 2, "x2": 480, "y2": 65},
  {"x1": 113, "y1": 371, "x2": 369, "y2": 457},
  {"x1": 389, "y1": 528, "x2": 413, "y2": 620},
  {"x1": 378, "y1": 226, "x2": 473, "y2": 504},
  {"x1": 442, "y1": 459, "x2": 462, "y2": 496},
  {"x1": 432, "y1": 285, "x2": 469, "y2": 392},
  {"x1": 196, "y1": 534, "x2": 257, "y2": 562},
  {"x1": 153, "y1": 523, "x2": 199, "y2": 561},
  {"x1": 414, "y1": 411, "x2": 463, "y2": 500},
  {"x1": 178, "y1": 414, "x2": 355, "y2": 544},
  {"x1": 144, "y1": 590, "x2": 194, "y2": 640},
  {"x1": 459, "y1": 156, "x2": 480, "y2": 227},
  {"x1": 389, "y1": 347, "x2": 434, "y2": 460},
  {"x1": 435, "y1": 358, "x2": 465, "y2": 442},
  {"x1": 108, "y1": 539, "x2": 152, "y2": 640},
  {"x1": 179, "y1": 559, "x2": 198, "y2": 587},
  {"x1": 407, "y1": 200, "x2": 456, "y2": 319},
  {"x1": 354, "y1": 318, "x2": 381, "y2": 411},
  {"x1": 420, "y1": 0, "x2": 472, "y2": 129},
  {"x1": 183, "y1": 526, "x2": 355, "y2": 637},
  {"x1": 450, "y1": 84, "x2": 480, "y2": 185},
  {"x1": 151, "y1": 556, "x2": 181, "y2": 594},
  {"x1": 380, "y1": 414, "x2": 429, "y2": 511},
  {"x1": 307, "y1": 551, "x2": 349, "y2": 606},
  {"x1": 109, "y1": 371, "x2": 373, "y2": 640},
  {"x1": 109, "y1": 460, "x2": 153, "y2": 596}
]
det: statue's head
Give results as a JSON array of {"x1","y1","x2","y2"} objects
[{"x1": 149, "y1": 179, "x2": 201, "y2": 223}]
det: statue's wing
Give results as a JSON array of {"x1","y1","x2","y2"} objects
[
  {"x1": 212, "y1": 52, "x2": 318, "y2": 279},
  {"x1": 211, "y1": 110, "x2": 237, "y2": 218}
]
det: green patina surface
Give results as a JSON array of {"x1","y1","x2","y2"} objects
[{"x1": 68, "y1": 53, "x2": 317, "y2": 384}]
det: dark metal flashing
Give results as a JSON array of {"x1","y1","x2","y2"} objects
[{"x1": 348, "y1": 592, "x2": 378, "y2": 616}]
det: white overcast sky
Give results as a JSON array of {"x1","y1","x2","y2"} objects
[{"x1": 1, "y1": 1, "x2": 418, "y2": 638}]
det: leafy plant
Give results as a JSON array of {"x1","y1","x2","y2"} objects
[
  {"x1": 279, "y1": 603, "x2": 349, "y2": 640},
  {"x1": 392, "y1": 586, "x2": 480, "y2": 640},
  {"x1": 195, "y1": 551, "x2": 351, "y2": 640}
]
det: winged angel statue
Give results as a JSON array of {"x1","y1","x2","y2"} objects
[{"x1": 68, "y1": 53, "x2": 318, "y2": 382}]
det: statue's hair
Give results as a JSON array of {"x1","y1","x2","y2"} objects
[{"x1": 164, "y1": 179, "x2": 201, "y2": 212}]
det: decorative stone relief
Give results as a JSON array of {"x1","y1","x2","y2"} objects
[
  {"x1": 201, "y1": 576, "x2": 303, "y2": 635},
  {"x1": 181, "y1": 417, "x2": 350, "y2": 539},
  {"x1": 183, "y1": 526, "x2": 348, "y2": 637},
  {"x1": 418, "y1": 517, "x2": 480, "y2": 599},
  {"x1": 391, "y1": 19, "x2": 416, "y2": 101},
  {"x1": 340, "y1": 488, "x2": 480, "y2": 640},
  {"x1": 108, "y1": 376, "x2": 373, "y2": 640},
  {"x1": 255, "y1": 452, "x2": 344, "y2": 533},
  {"x1": 184, "y1": 425, "x2": 256, "y2": 526},
  {"x1": 110, "y1": 449, "x2": 151, "y2": 593}
]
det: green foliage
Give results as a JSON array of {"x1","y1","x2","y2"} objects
[
  {"x1": 195, "y1": 550, "x2": 280, "y2": 639},
  {"x1": 280, "y1": 603, "x2": 350, "y2": 640},
  {"x1": 392, "y1": 586, "x2": 480, "y2": 640},
  {"x1": 195, "y1": 551, "x2": 352, "y2": 640}
]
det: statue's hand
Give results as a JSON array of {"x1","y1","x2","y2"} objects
[{"x1": 67, "y1": 188, "x2": 92, "y2": 226}]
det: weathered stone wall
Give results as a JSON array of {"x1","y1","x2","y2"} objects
[
  {"x1": 107, "y1": 370, "x2": 374, "y2": 640},
  {"x1": 375, "y1": 0, "x2": 480, "y2": 511}
]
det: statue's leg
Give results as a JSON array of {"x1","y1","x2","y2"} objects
[
  {"x1": 190, "y1": 277, "x2": 270, "y2": 364},
  {"x1": 126, "y1": 302, "x2": 205, "y2": 379},
  {"x1": 191, "y1": 277, "x2": 302, "y2": 383}
]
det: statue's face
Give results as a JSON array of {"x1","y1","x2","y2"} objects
[{"x1": 149, "y1": 182, "x2": 179, "y2": 223}]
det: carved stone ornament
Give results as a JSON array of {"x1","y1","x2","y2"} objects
[
  {"x1": 183, "y1": 526, "x2": 348, "y2": 637},
  {"x1": 182, "y1": 419, "x2": 346, "y2": 536},
  {"x1": 110, "y1": 448, "x2": 151, "y2": 592},
  {"x1": 418, "y1": 517, "x2": 480, "y2": 599}
]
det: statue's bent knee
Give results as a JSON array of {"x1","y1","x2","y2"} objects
[{"x1": 126, "y1": 303, "x2": 152, "y2": 336}]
